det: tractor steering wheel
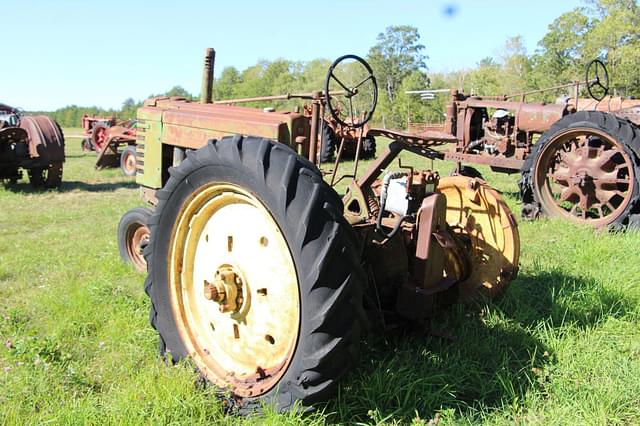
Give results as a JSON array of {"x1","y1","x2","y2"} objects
[
  {"x1": 324, "y1": 54, "x2": 378, "y2": 128},
  {"x1": 585, "y1": 59, "x2": 609, "y2": 102}
]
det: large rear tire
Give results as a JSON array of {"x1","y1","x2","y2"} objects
[
  {"x1": 520, "y1": 111, "x2": 640, "y2": 228},
  {"x1": 27, "y1": 162, "x2": 63, "y2": 188},
  {"x1": 144, "y1": 135, "x2": 365, "y2": 412}
]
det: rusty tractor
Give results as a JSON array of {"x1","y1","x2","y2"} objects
[
  {"x1": 81, "y1": 114, "x2": 139, "y2": 176},
  {"x1": 407, "y1": 60, "x2": 640, "y2": 229},
  {"x1": 80, "y1": 114, "x2": 115, "y2": 152},
  {"x1": 214, "y1": 95, "x2": 376, "y2": 163},
  {"x1": 119, "y1": 49, "x2": 520, "y2": 412},
  {"x1": 0, "y1": 103, "x2": 65, "y2": 188}
]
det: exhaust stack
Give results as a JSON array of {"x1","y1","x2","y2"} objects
[{"x1": 201, "y1": 48, "x2": 215, "y2": 104}]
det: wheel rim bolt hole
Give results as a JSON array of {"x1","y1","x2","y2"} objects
[{"x1": 259, "y1": 236, "x2": 268, "y2": 247}]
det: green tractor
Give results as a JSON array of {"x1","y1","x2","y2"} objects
[{"x1": 119, "y1": 48, "x2": 520, "y2": 412}]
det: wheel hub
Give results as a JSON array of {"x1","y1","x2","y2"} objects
[
  {"x1": 204, "y1": 265, "x2": 245, "y2": 314},
  {"x1": 169, "y1": 183, "x2": 300, "y2": 397}
]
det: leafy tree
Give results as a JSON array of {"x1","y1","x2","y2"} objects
[
  {"x1": 368, "y1": 25, "x2": 428, "y2": 103},
  {"x1": 213, "y1": 66, "x2": 242, "y2": 100},
  {"x1": 367, "y1": 25, "x2": 428, "y2": 128}
]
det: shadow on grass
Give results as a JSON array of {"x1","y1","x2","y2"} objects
[
  {"x1": 3, "y1": 180, "x2": 137, "y2": 194},
  {"x1": 326, "y1": 270, "x2": 634, "y2": 424}
]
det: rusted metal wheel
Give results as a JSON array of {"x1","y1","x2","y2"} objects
[
  {"x1": 120, "y1": 145, "x2": 137, "y2": 176},
  {"x1": 118, "y1": 207, "x2": 152, "y2": 272},
  {"x1": 143, "y1": 135, "x2": 365, "y2": 412},
  {"x1": 437, "y1": 176, "x2": 520, "y2": 301},
  {"x1": 521, "y1": 111, "x2": 640, "y2": 228},
  {"x1": 92, "y1": 125, "x2": 109, "y2": 152}
]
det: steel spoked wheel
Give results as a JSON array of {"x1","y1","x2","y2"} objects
[
  {"x1": 145, "y1": 135, "x2": 366, "y2": 412},
  {"x1": 534, "y1": 128, "x2": 635, "y2": 227},
  {"x1": 170, "y1": 183, "x2": 299, "y2": 396},
  {"x1": 521, "y1": 111, "x2": 640, "y2": 228},
  {"x1": 118, "y1": 207, "x2": 152, "y2": 272}
]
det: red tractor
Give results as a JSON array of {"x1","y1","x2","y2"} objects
[
  {"x1": 80, "y1": 114, "x2": 139, "y2": 175},
  {"x1": 407, "y1": 60, "x2": 640, "y2": 229},
  {"x1": 0, "y1": 103, "x2": 65, "y2": 187}
]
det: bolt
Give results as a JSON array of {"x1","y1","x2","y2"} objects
[
  {"x1": 204, "y1": 285, "x2": 218, "y2": 301},
  {"x1": 237, "y1": 297, "x2": 244, "y2": 305},
  {"x1": 468, "y1": 179, "x2": 479, "y2": 190}
]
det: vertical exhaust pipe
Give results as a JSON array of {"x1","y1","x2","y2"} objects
[{"x1": 201, "y1": 48, "x2": 215, "y2": 104}]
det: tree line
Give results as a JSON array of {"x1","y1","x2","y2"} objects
[{"x1": 35, "y1": 0, "x2": 639, "y2": 129}]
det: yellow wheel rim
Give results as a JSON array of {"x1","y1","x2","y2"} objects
[
  {"x1": 169, "y1": 183, "x2": 300, "y2": 397},
  {"x1": 438, "y1": 176, "x2": 520, "y2": 300}
]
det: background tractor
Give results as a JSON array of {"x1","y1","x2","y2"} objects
[
  {"x1": 406, "y1": 60, "x2": 640, "y2": 229},
  {"x1": 119, "y1": 48, "x2": 520, "y2": 412},
  {"x1": 81, "y1": 114, "x2": 139, "y2": 175},
  {"x1": 0, "y1": 103, "x2": 65, "y2": 187}
]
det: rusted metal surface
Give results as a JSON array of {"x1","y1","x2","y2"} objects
[
  {"x1": 125, "y1": 49, "x2": 523, "y2": 408},
  {"x1": 0, "y1": 104, "x2": 65, "y2": 186},
  {"x1": 569, "y1": 96, "x2": 640, "y2": 125},
  {"x1": 201, "y1": 48, "x2": 215, "y2": 104},
  {"x1": 94, "y1": 120, "x2": 137, "y2": 170},
  {"x1": 140, "y1": 97, "x2": 309, "y2": 151},
  {"x1": 533, "y1": 127, "x2": 635, "y2": 227},
  {"x1": 444, "y1": 151, "x2": 524, "y2": 170}
]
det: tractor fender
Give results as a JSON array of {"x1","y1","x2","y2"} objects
[{"x1": 19, "y1": 115, "x2": 65, "y2": 163}]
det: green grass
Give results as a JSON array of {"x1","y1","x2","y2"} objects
[{"x1": 1, "y1": 134, "x2": 639, "y2": 425}]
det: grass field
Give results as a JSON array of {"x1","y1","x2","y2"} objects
[{"x1": 1, "y1": 131, "x2": 639, "y2": 425}]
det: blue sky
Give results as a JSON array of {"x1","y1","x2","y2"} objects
[{"x1": 2, "y1": 0, "x2": 582, "y2": 111}]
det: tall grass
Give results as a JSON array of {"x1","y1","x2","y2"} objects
[{"x1": 0, "y1": 134, "x2": 638, "y2": 425}]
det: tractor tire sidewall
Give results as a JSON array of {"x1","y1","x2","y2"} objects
[
  {"x1": 118, "y1": 207, "x2": 153, "y2": 266},
  {"x1": 320, "y1": 124, "x2": 336, "y2": 163},
  {"x1": 120, "y1": 145, "x2": 137, "y2": 176},
  {"x1": 520, "y1": 111, "x2": 640, "y2": 228},
  {"x1": 362, "y1": 135, "x2": 376, "y2": 159},
  {"x1": 145, "y1": 135, "x2": 366, "y2": 412},
  {"x1": 28, "y1": 167, "x2": 46, "y2": 187}
]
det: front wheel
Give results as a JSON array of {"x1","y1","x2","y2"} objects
[
  {"x1": 118, "y1": 207, "x2": 152, "y2": 272},
  {"x1": 120, "y1": 145, "x2": 137, "y2": 176},
  {"x1": 144, "y1": 135, "x2": 365, "y2": 412},
  {"x1": 520, "y1": 111, "x2": 640, "y2": 228}
]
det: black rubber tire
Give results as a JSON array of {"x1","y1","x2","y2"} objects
[
  {"x1": 81, "y1": 138, "x2": 93, "y2": 152},
  {"x1": 450, "y1": 165, "x2": 483, "y2": 180},
  {"x1": 143, "y1": 135, "x2": 366, "y2": 413},
  {"x1": 27, "y1": 167, "x2": 46, "y2": 187},
  {"x1": 319, "y1": 123, "x2": 336, "y2": 163},
  {"x1": 27, "y1": 163, "x2": 62, "y2": 188},
  {"x1": 120, "y1": 145, "x2": 137, "y2": 176},
  {"x1": 118, "y1": 207, "x2": 152, "y2": 272},
  {"x1": 361, "y1": 135, "x2": 376, "y2": 160},
  {"x1": 45, "y1": 162, "x2": 63, "y2": 188},
  {"x1": 519, "y1": 111, "x2": 640, "y2": 228}
]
